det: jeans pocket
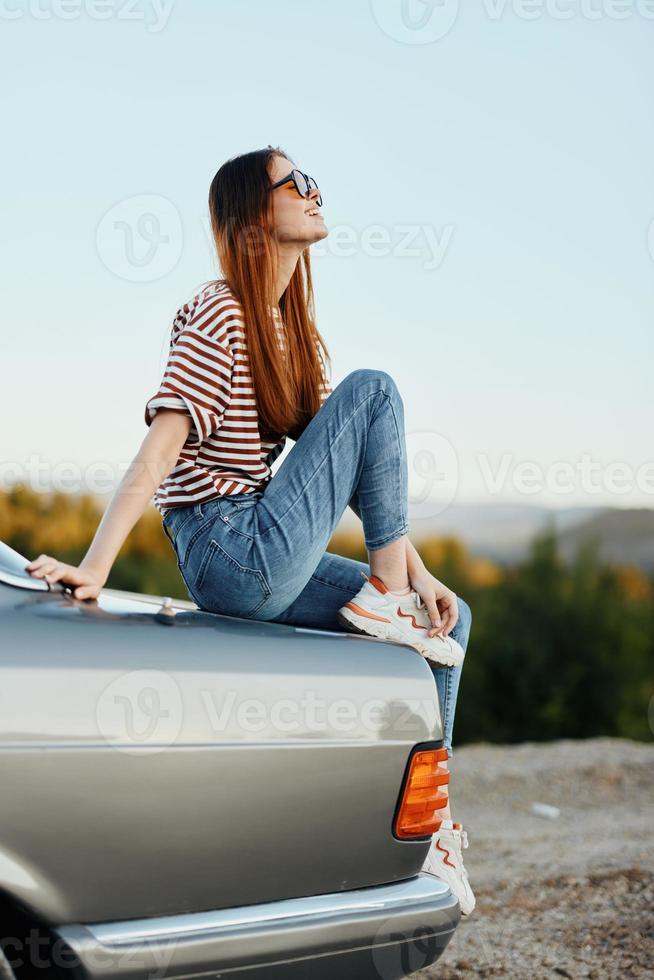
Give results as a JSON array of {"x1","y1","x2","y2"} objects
[
  {"x1": 164, "y1": 508, "x2": 194, "y2": 545},
  {"x1": 218, "y1": 495, "x2": 260, "y2": 540},
  {"x1": 190, "y1": 537, "x2": 272, "y2": 618},
  {"x1": 171, "y1": 511, "x2": 217, "y2": 569}
]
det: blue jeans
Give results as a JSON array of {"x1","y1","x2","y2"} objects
[{"x1": 162, "y1": 369, "x2": 472, "y2": 756}]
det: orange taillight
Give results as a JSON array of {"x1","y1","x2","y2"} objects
[{"x1": 393, "y1": 747, "x2": 449, "y2": 839}]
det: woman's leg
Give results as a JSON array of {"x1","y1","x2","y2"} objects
[
  {"x1": 431, "y1": 596, "x2": 473, "y2": 760},
  {"x1": 429, "y1": 596, "x2": 472, "y2": 819},
  {"x1": 250, "y1": 368, "x2": 412, "y2": 619},
  {"x1": 266, "y1": 551, "x2": 371, "y2": 629}
]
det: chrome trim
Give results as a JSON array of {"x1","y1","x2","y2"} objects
[
  {"x1": 88, "y1": 875, "x2": 451, "y2": 946},
  {"x1": 101, "y1": 588, "x2": 197, "y2": 610}
]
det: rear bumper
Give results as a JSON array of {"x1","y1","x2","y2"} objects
[{"x1": 55, "y1": 874, "x2": 459, "y2": 979}]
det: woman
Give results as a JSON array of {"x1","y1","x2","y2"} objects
[{"x1": 25, "y1": 146, "x2": 475, "y2": 914}]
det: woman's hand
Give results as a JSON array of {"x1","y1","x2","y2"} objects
[
  {"x1": 408, "y1": 567, "x2": 459, "y2": 639},
  {"x1": 24, "y1": 555, "x2": 107, "y2": 601}
]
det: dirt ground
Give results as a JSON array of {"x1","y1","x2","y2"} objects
[{"x1": 419, "y1": 738, "x2": 654, "y2": 980}]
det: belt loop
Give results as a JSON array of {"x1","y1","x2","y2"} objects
[{"x1": 194, "y1": 502, "x2": 204, "y2": 519}]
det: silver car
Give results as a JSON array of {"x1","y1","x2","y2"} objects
[{"x1": 0, "y1": 540, "x2": 459, "y2": 980}]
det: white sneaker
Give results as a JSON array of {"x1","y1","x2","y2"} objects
[
  {"x1": 336, "y1": 572, "x2": 465, "y2": 669},
  {"x1": 422, "y1": 820, "x2": 476, "y2": 915}
]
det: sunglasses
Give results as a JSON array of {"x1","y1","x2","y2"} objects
[{"x1": 270, "y1": 168, "x2": 323, "y2": 208}]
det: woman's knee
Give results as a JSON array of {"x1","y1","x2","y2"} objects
[{"x1": 345, "y1": 367, "x2": 401, "y2": 399}]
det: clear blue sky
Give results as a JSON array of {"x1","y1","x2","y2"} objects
[{"x1": 2, "y1": 0, "x2": 653, "y2": 513}]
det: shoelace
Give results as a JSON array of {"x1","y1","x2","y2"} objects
[
  {"x1": 441, "y1": 827, "x2": 469, "y2": 851},
  {"x1": 457, "y1": 831, "x2": 470, "y2": 882},
  {"x1": 447, "y1": 829, "x2": 470, "y2": 880}
]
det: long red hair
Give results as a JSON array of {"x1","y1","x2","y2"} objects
[{"x1": 208, "y1": 146, "x2": 331, "y2": 441}]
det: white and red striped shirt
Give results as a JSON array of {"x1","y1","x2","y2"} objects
[{"x1": 145, "y1": 279, "x2": 332, "y2": 513}]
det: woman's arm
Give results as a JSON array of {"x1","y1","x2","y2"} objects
[
  {"x1": 405, "y1": 536, "x2": 424, "y2": 579},
  {"x1": 25, "y1": 410, "x2": 191, "y2": 599},
  {"x1": 406, "y1": 537, "x2": 459, "y2": 638}
]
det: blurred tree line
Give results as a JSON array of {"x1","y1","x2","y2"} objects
[{"x1": 2, "y1": 484, "x2": 652, "y2": 745}]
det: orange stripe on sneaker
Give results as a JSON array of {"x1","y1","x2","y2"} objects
[
  {"x1": 368, "y1": 575, "x2": 389, "y2": 594},
  {"x1": 344, "y1": 602, "x2": 390, "y2": 623},
  {"x1": 436, "y1": 840, "x2": 456, "y2": 869},
  {"x1": 396, "y1": 608, "x2": 428, "y2": 632}
]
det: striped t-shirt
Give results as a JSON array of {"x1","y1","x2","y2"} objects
[{"x1": 144, "y1": 279, "x2": 332, "y2": 513}]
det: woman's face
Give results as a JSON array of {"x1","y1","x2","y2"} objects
[{"x1": 268, "y1": 155, "x2": 328, "y2": 248}]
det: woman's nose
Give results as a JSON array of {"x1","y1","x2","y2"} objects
[{"x1": 308, "y1": 185, "x2": 321, "y2": 204}]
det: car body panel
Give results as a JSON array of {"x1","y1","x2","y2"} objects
[{"x1": 0, "y1": 543, "x2": 444, "y2": 930}]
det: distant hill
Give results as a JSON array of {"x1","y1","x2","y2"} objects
[{"x1": 556, "y1": 508, "x2": 654, "y2": 572}]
